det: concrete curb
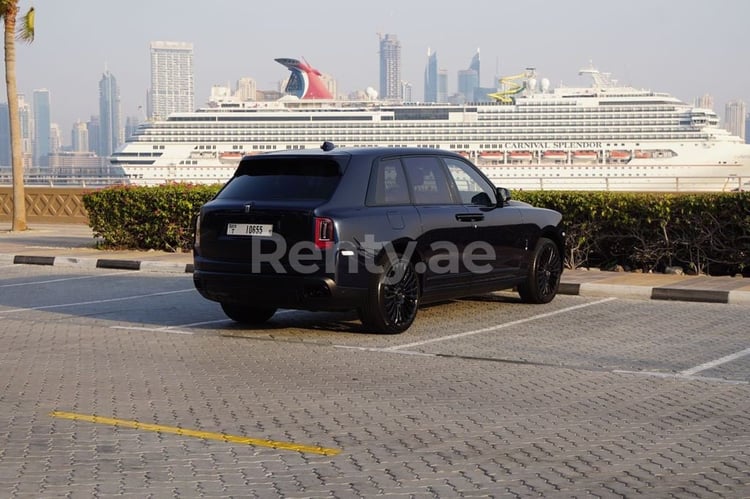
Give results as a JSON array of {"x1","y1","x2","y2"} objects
[
  {"x1": 559, "y1": 280, "x2": 750, "y2": 305},
  {"x1": 4, "y1": 251, "x2": 749, "y2": 305},
  {"x1": 1, "y1": 253, "x2": 193, "y2": 274}
]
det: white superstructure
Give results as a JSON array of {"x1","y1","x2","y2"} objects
[{"x1": 112, "y1": 67, "x2": 750, "y2": 191}]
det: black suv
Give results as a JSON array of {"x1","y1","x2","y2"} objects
[{"x1": 193, "y1": 143, "x2": 564, "y2": 333}]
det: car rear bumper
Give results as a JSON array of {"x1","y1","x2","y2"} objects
[{"x1": 192, "y1": 269, "x2": 367, "y2": 311}]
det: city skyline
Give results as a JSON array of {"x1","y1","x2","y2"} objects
[{"x1": 2, "y1": 0, "x2": 749, "y2": 147}]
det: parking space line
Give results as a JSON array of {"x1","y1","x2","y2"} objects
[
  {"x1": 50, "y1": 411, "x2": 341, "y2": 456},
  {"x1": 615, "y1": 345, "x2": 750, "y2": 385},
  {"x1": 383, "y1": 298, "x2": 617, "y2": 351},
  {"x1": 110, "y1": 326, "x2": 195, "y2": 335},
  {"x1": 0, "y1": 271, "x2": 125, "y2": 288},
  {"x1": 680, "y1": 346, "x2": 750, "y2": 376},
  {"x1": 110, "y1": 319, "x2": 234, "y2": 335},
  {"x1": 0, "y1": 289, "x2": 194, "y2": 314},
  {"x1": 614, "y1": 370, "x2": 748, "y2": 385}
]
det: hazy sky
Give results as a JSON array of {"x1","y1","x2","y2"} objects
[{"x1": 3, "y1": 0, "x2": 749, "y2": 145}]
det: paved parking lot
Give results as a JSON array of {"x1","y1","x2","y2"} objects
[{"x1": 1, "y1": 264, "x2": 749, "y2": 497}]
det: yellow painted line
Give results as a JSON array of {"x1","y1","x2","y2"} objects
[{"x1": 50, "y1": 411, "x2": 341, "y2": 456}]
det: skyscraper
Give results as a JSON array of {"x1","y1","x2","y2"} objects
[
  {"x1": 424, "y1": 49, "x2": 438, "y2": 103},
  {"x1": 469, "y1": 49, "x2": 480, "y2": 86},
  {"x1": 458, "y1": 49, "x2": 481, "y2": 102},
  {"x1": 235, "y1": 77, "x2": 257, "y2": 101},
  {"x1": 18, "y1": 94, "x2": 32, "y2": 168},
  {"x1": 0, "y1": 103, "x2": 9, "y2": 166},
  {"x1": 438, "y1": 69, "x2": 448, "y2": 104},
  {"x1": 694, "y1": 94, "x2": 714, "y2": 110},
  {"x1": 49, "y1": 123, "x2": 61, "y2": 154},
  {"x1": 725, "y1": 100, "x2": 746, "y2": 141},
  {"x1": 87, "y1": 116, "x2": 100, "y2": 158},
  {"x1": 33, "y1": 88, "x2": 51, "y2": 167},
  {"x1": 379, "y1": 34, "x2": 401, "y2": 101},
  {"x1": 71, "y1": 121, "x2": 89, "y2": 152},
  {"x1": 99, "y1": 69, "x2": 121, "y2": 157},
  {"x1": 124, "y1": 116, "x2": 140, "y2": 142},
  {"x1": 150, "y1": 41, "x2": 194, "y2": 120},
  {"x1": 401, "y1": 81, "x2": 413, "y2": 103}
]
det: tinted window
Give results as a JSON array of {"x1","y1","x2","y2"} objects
[
  {"x1": 402, "y1": 156, "x2": 455, "y2": 205},
  {"x1": 367, "y1": 158, "x2": 411, "y2": 206},
  {"x1": 217, "y1": 158, "x2": 341, "y2": 201},
  {"x1": 444, "y1": 158, "x2": 497, "y2": 206}
]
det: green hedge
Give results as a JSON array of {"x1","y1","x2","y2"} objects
[
  {"x1": 514, "y1": 191, "x2": 750, "y2": 276},
  {"x1": 83, "y1": 183, "x2": 220, "y2": 252},
  {"x1": 83, "y1": 184, "x2": 750, "y2": 276}
]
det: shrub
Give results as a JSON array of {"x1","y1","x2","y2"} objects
[
  {"x1": 514, "y1": 191, "x2": 750, "y2": 276},
  {"x1": 83, "y1": 184, "x2": 750, "y2": 276},
  {"x1": 83, "y1": 183, "x2": 220, "y2": 251}
]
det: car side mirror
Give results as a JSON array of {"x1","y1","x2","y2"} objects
[
  {"x1": 470, "y1": 192, "x2": 493, "y2": 207},
  {"x1": 496, "y1": 187, "x2": 512, "y2": 206}
]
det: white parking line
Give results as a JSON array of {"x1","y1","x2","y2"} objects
[
  {"x1": 680, "y1": 346, "x2": 750, "y2": 376},
  {"x1": 108, "y1": 310, "x2": 298, "y2": 335},
  {"x1": 614, "y1": 370, "x2": 748, "y2": 385},
  {"x1": 384, "y1": 298, "x2": 617, "y2": 351},
  {"x1": 110, "y1": 326, "x2": 196, "y2": 335},
  {"x1": 0, "y1": 289, "x2": 194, "y2": 314},
  {"x1": 0, "y1": 272, "x2": 125, "y2": 288},
  {"x1": 614, "y1": 345, "x2": 750, "y2": 385},
  {"x1": 110, "y1": 318, "x2": 234, "y2": 335}
]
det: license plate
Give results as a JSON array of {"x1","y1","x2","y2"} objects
[{"x1": 226, "y1": 223, "x2": 273, "y2": 237}]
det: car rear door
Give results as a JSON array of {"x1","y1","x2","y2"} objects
[{"x1": 401, "y1": 156, "x2": 473, "y2": 296}]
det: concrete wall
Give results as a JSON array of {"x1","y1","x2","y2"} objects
[{"x1": 0, "y1": 186, "x2": 89, "y2": 223}]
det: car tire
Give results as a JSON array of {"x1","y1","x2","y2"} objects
[
  {"x1": 220, "y1": 302, "x2": 277, "y2": 324},
  {"x1": 518, "y1": 237, "x2": 562, "y2": 304},
  {"x1": 359, "y1": 255, "x2": 420, "y2": 334}
]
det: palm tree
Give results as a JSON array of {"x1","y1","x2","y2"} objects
[{"x1": 1, "y1": 2, "x2": 34, "y2": 231}]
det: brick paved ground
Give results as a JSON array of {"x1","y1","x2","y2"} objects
[{"x1": 0, "y1": 265, "x2": 748, "y2": 497}]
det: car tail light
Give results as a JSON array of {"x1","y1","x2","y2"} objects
[
  {"x1": 193, "y1": 214, "x2": 201, "y2": 251},
  {"x1": 314, "y1": 217, "x2": 335, "y2": 250}
]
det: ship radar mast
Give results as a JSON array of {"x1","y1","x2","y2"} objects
[{"x1": 578, "y1": 64, "x2": 615, "y2": 88}]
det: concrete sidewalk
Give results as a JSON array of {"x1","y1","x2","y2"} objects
[{"x1": 2, "y1": 222, "x2": 749, "y2": 305}]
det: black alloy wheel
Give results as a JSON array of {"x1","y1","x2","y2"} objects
[
  {"x1": 359, "y1": 256, "x2": 420, "y2": 334},
  {"x1": 518, "y1": 237, "x2": 563, "y2": 304}
]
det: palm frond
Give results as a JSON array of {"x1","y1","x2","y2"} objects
[{"x1": 16, "y1": 6, "x2": 34, "y2": 43}]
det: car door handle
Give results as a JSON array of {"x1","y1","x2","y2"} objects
[{"x1": 455, "y1": 213, "x2": 484, "y2": 222}]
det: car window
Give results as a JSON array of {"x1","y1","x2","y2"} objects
[
  {"x1": 444, "y1": 158, "x2": 497, "y2": 207},
  {"x1": 217, "y1": 158, "x2": 341, "y2": 201},
  {"x1": 366, "y1": 158, "x2": 411, "y2": 206},
  {"x1": 403, "y1": 156, "x2": 455, "y2": 205}
]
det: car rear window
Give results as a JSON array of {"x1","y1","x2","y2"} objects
[{"x1": 217, "y1": 157, "x2": 342, "y2": 201}]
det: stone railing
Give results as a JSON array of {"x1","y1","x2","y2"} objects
[{"x1": 0, "y1": 186, "x2": 89, "y2": 223}]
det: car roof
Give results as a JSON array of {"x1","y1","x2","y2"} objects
[{"x1": 253, "y1": 143, "x2": 465, "y2": 161}]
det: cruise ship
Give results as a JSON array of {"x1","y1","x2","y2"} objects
[{"x1": 111, "y1": 59, "x2": 750, "y2": 191}]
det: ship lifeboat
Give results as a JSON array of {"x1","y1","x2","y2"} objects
[
  {"x1": 609, "y1": 150, "x2": 631, "y2": 159},
  {"x1": 542, "y1": 150, "x2": 567, "y2": 161},
  {"x1": 508, "y1": 150, "x2": 533, "y2": 161},
  {"x1": 634, "y1": 150, "x2": 653, "y2": 159},
  {"x1": 219, "y1": 151, "x2": 245, "y2": 164},
  {"x1": 456, "y1": 150, "x2": 471, "y2": 158},
  {"x1": 572, "y1": 150, "x2": 598, "y2": 161},
  {"x1": 479, "y1": 150, "x2": 503, "y2": 159}
]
